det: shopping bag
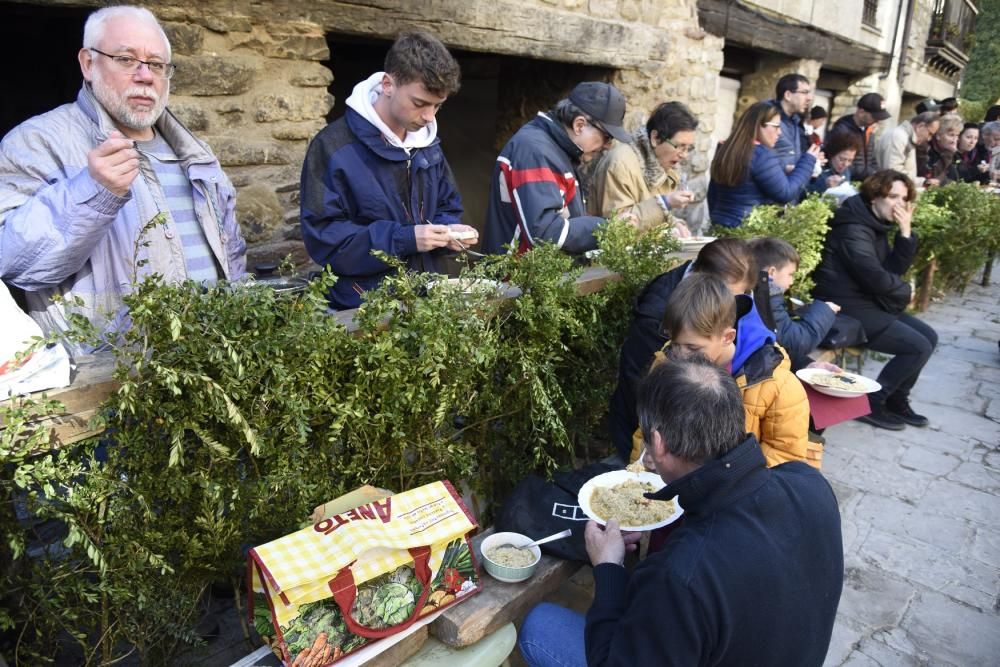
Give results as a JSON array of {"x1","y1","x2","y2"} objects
[{"x1": 248, "y1": 480, "x2": 480, "y2": 666}]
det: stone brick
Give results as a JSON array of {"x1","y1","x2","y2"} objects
[
  {"x1": 230, "y1": 25, "x2": 329, "y2": 61},
  {"x1": 208, "y1": 138, "x2": 292, "y2": 166},
  {"x1": 968, "y1": 526, "x2": 1000, "y2": 568},
  {"x1": 236, "y1": 183, "x2": 285, "y2": 244},
  {"x1": 254, "y1": 92, "x2": 333, "y2": 123},
  {"x1": 171, "y1": 55, "x2": 257, "y2": 96},
  {"x1": 199, "y1": 14, "x2": 253, "y2": 33},
  {"x1": 915, "y1": 479, "x2": 1000, "y2": 527},
  {"x1": 271, "y1": 121, "x2": 326, "y2": 141},
  {"x1": 839, "y1": 565, "x2": 916, "y2": 630},
  {"x1": 853, "y1": 492, "x2": 974, "y2": 549},
  {"x1": 290, "y1": 65, "x2": 334, "y2": 88},
  {"x1": 898, "y1": 445, "x2": 962, "y2": 476},
  {"x1": 168, "y1": 103, "x2": 209, "y2": 132},
  {"x1": 163, "y1": 23, "x2": 204, "y2": 55},
  {"x1": 902, "y1": 590, "x2": 1000, "y2": 665},
  {"x1": 247, "y1": 241, "x2": 312, "y2": 272},
  {"x1": 946, "y1": 461, "x2": 1000, "y2": 495}
]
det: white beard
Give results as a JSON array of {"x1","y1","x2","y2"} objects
[{"x1": 91, "y1": 69, "x2": 168, "y2": 131}]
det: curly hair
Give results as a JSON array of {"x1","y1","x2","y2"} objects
[
  {"x1": 822, "y1": 129, "x2": 863, "y2": 160},
  {"x1": 859, "y1": 170, "x2": 916, "y2": 204},
  {"x1": 384, "y1": 31, "x2": 461, "y2": 97}
]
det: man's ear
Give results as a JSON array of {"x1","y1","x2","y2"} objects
[
  {"x1": 765, "y1": 266, "x2": 777, "y2": 279},
  {"x1": 380, "y1": 73, "x2": 394, "y2": 97},
  {"x1": 572, "y1": 116, "x2": 587, "y2": 135},
  {"x1": 649, "y1": 129, "x2": 660, "y2": 146},
  {"x1": 723, "y1": 327, "x2": 737, "y2": 346},
  {"x1": 79, "y1": 48, "x2": 94, "y2": 82}
]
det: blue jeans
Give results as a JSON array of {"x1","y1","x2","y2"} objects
[
  {"x1": 518, "y1": 603, "x2": 587, "y2": 667},
  {"x1": 866, "y1": 313, "x2": 938, "y2": 406}
]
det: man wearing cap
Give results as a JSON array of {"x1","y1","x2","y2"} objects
[
  {"x1": 483, "y1": 82, "x2": 635, "y2": 255},
  {"x1": 830, "y1": 93, "x2": 892, "y2": 181}
]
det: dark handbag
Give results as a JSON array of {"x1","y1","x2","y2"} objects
[
  {"x1": 818, "y1": 313, "x2": 868, "y2": 349},
  {"x1": 494, "y1": 461, "x2": 619, "y2": 563}
]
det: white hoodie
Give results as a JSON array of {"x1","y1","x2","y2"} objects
[{"x1": 345, "y1": 72, "x2": 438, "y2": 153}]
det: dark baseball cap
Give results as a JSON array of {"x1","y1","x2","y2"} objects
[
  {"x1": 858, "y1": 93, "x2": 891, "y2": 121},
  {"x1": 568, "y1": 82, "x2": 631, "y2": 143}
]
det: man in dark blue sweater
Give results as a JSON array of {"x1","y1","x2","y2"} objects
[{"x1": 518, "y1": 356, "x2": 844, "y2": 667}]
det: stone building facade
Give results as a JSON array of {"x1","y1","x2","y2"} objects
[{"x1": 2, "y1": 0, "x2": 971, "y2": 268}]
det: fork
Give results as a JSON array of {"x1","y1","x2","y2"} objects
[{"x1": 133, "y1": 143, "x2": 184, "y2": 164}]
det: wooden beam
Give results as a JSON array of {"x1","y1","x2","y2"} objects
[{"x1": 698, "y1": 0, "x2": 891, "y2": 74}]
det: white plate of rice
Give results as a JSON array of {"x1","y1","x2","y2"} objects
[
  {"x1": 796, "y1": 368, "x2": 881, "y2": 398},
  {"x1": 578, "y1": 471, "x2": 683, "y2": 531}
]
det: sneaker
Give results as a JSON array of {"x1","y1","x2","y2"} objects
[
  {"x1": 886, "y1": 401, "x2": 930, "y2": 427},
  {"x1": 856, "y1": 405, "x2": 906, "y2": 430}
]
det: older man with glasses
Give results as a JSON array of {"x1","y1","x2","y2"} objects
[{"x1": 0, "y1": 5, "x2": 246, "y2": 350}]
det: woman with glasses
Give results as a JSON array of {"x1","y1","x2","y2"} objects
[
  {"x1": 586, "y1": 101, "x2": 698, "y2": 236},
  {"x1": 707, "y1": 101, "x2": 821, "y2": 228}
]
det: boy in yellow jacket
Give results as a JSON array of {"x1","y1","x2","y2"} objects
[{"x1": 631, "y1": 272, "x2": 819, "y2": 469}]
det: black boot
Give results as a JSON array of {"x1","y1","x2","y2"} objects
[
  {"x1": 886, "y1": 399, "x2": 929, "y2": 427},
  {"x1": 856, "y1": 402, "x2": 906, "y2": 430}
]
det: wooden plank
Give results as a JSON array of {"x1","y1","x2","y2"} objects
[
  {"x1": 698, "y1": 0, "x2": 891, "y2": 74},
  {"x1": 429, "y1": 530, "x2": 582, "y2": 648}
]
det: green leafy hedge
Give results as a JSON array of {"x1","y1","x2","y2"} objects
[
  {"x1": 912, "y1": 183, "x2": 1000, "y2": 292},
  {"x1": 1, "y1": 221, "x2": 678, "y2": 664}
]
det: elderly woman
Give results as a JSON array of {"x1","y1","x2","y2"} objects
[
  {"x1": 923, "y1": 113, "x2": 963, "y2": 186},
  {"x1": 707, "y1": 101, "x2": 820, "y2": 228},
  {"x1": 588, "y1": 101, "x2": 698, "y2": 236},
  {"x1": 810, "y1": 129, "x2": 863, "y2": 194},
  {"x1": 812, "y1": 170, "x2": 937, "y2": 430}
]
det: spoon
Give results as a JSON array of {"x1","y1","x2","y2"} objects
[{"x1": 505, "y1": 528, "x2": 573, "y2": 551}]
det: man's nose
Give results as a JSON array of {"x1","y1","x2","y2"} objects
[{"x1": 133, "y1": 62, "x2": 155, "y2": 83}]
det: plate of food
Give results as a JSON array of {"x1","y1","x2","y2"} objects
[
  {"x1": 678, "y1": 236, "x2": 716, "y2": 251},
  {"x1": 795, "y1": 368, "x2": 881, "y2": 398},
  {"x1": 578, "y1": 470, "x2": 683, "y2": 531},
  {"x1": 447, "y1": 229, "x2": 477, "y2": 240}
]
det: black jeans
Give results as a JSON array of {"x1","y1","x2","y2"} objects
[{"x1": 865, "y1": 313, "x2": 938, "y2": 406}]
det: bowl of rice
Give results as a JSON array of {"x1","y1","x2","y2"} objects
[{"x1": 480, "y1": 532, "x2": 542, "y2": 583}]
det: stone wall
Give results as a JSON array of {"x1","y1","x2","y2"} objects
[{"x1": 34, "y1": 0, "x2": 727, "y2": 259}]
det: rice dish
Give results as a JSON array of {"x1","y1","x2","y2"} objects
[
  {"x1": 590, "y1": 479, "x2": 673, "y2": 527},
  {"x1": 486, "y1": 545, "x2": 537, "y2": 568},
  {"x1": 810, "y1": 372, "x2": 860, "y2": 390}
]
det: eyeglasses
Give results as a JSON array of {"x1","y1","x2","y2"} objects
[
  {"x1": 763, "y1": 121, "x2": 782, "y2": 128},
  {"x1": 660, "y1": 137, "x2": 694, "y2": 155},
  {"x1": 586, "y1": 120, "x2": 613, "y2": 144},
  {"x1": 794, "y1": 89, "x2": 812, "y2": 95},
  {"x1": 89, "y1": 48, "x2": 176, "y2": 80}
]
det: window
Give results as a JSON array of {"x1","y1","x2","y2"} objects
[{"x1": 862, "y1": 0, "x2": 879, "y2": 27}]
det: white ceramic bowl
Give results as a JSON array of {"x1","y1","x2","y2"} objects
[{"x1": 480, "y1": 532, "x2": 542, "y2": 583}]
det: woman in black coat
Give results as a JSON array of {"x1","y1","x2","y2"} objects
[{"x1": 812, "y1": 170, "x2": 937, "y2": 430}]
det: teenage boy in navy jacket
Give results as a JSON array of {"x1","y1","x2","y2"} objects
[{"x1": 300, "y1": 32, "x2": 477, "y2": 309}]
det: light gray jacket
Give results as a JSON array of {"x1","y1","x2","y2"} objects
[{"x1": 0, "y1": 84, "x2": 246, "y2": 347}]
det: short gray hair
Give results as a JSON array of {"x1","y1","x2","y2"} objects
[
  {"x1": 911, "y1": 111, "x2": 941, "y2": 127},
  {"x1": 982, "y1": 121, "x2": 1000, "y2": 138},
  {"x1": 936, "y1": 113, "x2": 964, "y2": 136},
  {"x1": 636, "y1": 354, "x2": 746, "y2": 464},
  {"x1": 551, "y1": 99, "x2": 590, "y2": 129},
  {"x1": 83, "y1": 5, "x2": 171, "y2": 60}
]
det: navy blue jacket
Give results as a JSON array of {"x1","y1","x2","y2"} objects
[
  {"x1": 770, "y1": 285, "x2": 837, "y2": 370},
  {"x1": 608, "y1": 261, "x2": 691, "y2": 460},
  {"x1": 483, "y1": 113, "x2": 604, "y2": 254},
  {"x1": 300, "y1": 108, "x2": 463, "y2": 309},
  {"x1": 773, "y1": 105, "x2": 807, "y2": 174},
  {"x1": 585, "y1": 435, "x2": 844, "y2": 666},
  {"x1": 708, "y1": 145, "x2": 815, "y2": 228}
]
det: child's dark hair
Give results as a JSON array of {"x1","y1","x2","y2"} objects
[
  {"x1": 750, "y1": 237, "x2": 800, "y2": 273},
  {"x1": 663, "y1": 273, "x2": 737, "y2": 339},
  {"x1": 385, "y1": 31, "x2": 461, "y2": 97}
]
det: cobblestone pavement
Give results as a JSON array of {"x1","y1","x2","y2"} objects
[
  {"x1": 533, "y1": 280, "x2": 1000, "y2": 667},
  {"x1": 822, "y1": 280, "x2": 1000, "y2": 666}
]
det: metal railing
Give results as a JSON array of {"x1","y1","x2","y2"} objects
[{"x1": 928, "y1": 0, "x2": 978, "y2": 54}]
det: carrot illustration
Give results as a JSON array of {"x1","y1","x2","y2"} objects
[{"x1": 291, "y1": 647, "x2": 311, "y2": 667}]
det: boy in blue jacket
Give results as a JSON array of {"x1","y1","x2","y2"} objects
[
  {"x1": 750, "y1": 237, "x2": 839, "y2": 370},
  {"x1": 300, "y1": 32, "x2": 478, "y2": 309}
]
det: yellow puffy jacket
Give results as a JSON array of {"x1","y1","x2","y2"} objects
[{"x1": 630, "y1": 345, "x2": 820, "y2": 469}]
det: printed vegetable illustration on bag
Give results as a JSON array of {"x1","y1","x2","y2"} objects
[{"x1": 248, "y1": 481, "x2": 480, "y2": 666}]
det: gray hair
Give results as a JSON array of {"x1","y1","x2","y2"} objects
[
  {"x1": 936, "y1": 113, "x2": 964, "y2": 136},
  {"x1": 911, "y1": 111, "x2": 941, "y2": 127},
  {"x1": 636, "y1": 354, "x2": 746, "y2": 464},
  {"x1": 83, "y1": 5, "x2": 171, "y2": 60},
  {"x1": 982, "y1": 121, "x2": 1000, "y2": 138},
  {"x1": 551, "y1": 99, "x2": 590, "y2": 129}
]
